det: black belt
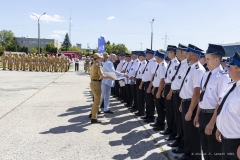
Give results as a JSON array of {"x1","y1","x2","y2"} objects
[
  {"x1": 165, "y1": 83, "x2": 171, "y2": 85},
  {"x1": 91, "y1": 79, "x2": 102, "y2": 82},
  {"x1": 201, "y1": 109, "x2": 215, "y2": 113},
  {"x1": 182, "y1": 98, "x2": 191, "y2": 102},
  {"x1": 172, "y1": 90, "x2": 180, "y2": 93}
]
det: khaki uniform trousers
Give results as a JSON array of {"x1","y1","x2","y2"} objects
[
  {"x1": 90, "y1": 81, "x2": 101, "y2": 119},
  {"x1": 2, "y1": 60, "x2": 7, "y2": 70}
]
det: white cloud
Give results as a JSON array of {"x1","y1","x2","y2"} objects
[
  {"x1": 49, "y1": 34, "x2": 62, "y2": 40},
  {"x1": 53, "y1": 30, "x2": 68, "y2": 35},
  {"x1": 30, "y1": 13, "x2": 66, "y2": 23},
  {"x1": 107, "y1": 16, "x2": 115, "y2": 20}
]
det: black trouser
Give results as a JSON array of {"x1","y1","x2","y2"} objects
[
  {"x1": 182, "y1": 101, "x2": 201, "y2": 160},
  {"x1": 131, "y1": 84, "x2": 137, "y2": 108},
  {"x1": 123, "y1": 86, "x2": 127, "y2": 101},
  {"x1": 144, "y1": 81, "x2": 155, "y2": 117},
  {"x1": 221, "y1": 137, "x2": 240, "y2": 160},
  {"x1": 75, "y1": 63, "x2": 79, "y2": 71},
  {"x1": 173, "y1": 91, "x2": 184, "y2": 146},
  {"x1": 119, "y1": 86, "x2": 124, "y2": 99},
  {"x1": 154, "y1": 87, "x2": 165, "y2": 126},
  {"x1": 136, "y1": 79, "x2": 145, "y2": 114},
  {"x1": 199, "y1": 112, "x2": 222, "y2": 160},
  {"x1": 111, "y1": 87, "x2": 115, "y2": 95},
  {"x1": 164, "y1": 84, "x2": 176, "y2": 136},
  {"x1": 126, "y1": 84, "x2": 133, "y2": 106},
  {"x1": 115, "y1": 80, "x2": 120, "y2": 96}
]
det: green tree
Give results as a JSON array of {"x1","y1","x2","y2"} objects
[
  {"x1": 0, "y1": 45, "x2": 5, "y2": 55},
  {"x1": 45, "y1": 42, "x2": 57, "y2": 53},
  {"x1": 61, "y1": 33, "x2": 71, "y2": 51},
  {"x1": 30, "y1": 47, "x2": 38, "y2": 54},
  {"x1": 0, "y1": 30, "x2": 18, "y2": 52},
  {"x1": 19, "y1": 46, "x2": 28, "y2": 53},
  {"x1": 40, "y1": 47, "x2": 48, "y2": 55},
  {"x1": 69, "y1": 45, "x2": 80, "y2": 52}
]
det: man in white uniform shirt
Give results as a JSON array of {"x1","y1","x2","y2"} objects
[
  {"x1": 123, "y1": 54, "x2": 133, "y2": 107},
  {"x1": 216, "y1": 52, "x2": 240, "y2": 160},
  {"x1": 168, "y1": 44, "x2": 189, "y2": 154},
  {"x1": 176, "y1": 44, "x2": 206, "y2": 160},
  {"x1": 160, "y1": 45, "x2": 180, "y2": 142},
  {"x1": 139, "y1": 49, "x2": 157, "y2": 123},
  {"x1": 193, "y1": 44, "x2": 231, "y2": 160},
  {"x1": 134, "y1": 52, "x2": 147, "y2": 116},
  {"x1": 149, "y1": 50, "x2": 167, "y2": 131},
  {"x1": 116, "y1": 54, "x2": 125, "y2": 99},
  {"x1": 126, "y1": 51, "x2": 140, "y2": 112}
]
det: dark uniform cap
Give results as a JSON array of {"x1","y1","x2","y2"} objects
[
  {"x1": 131, "y1": 51, "x2": 138, "y2": 55},
  {"x1": 125, "y1": 54, "x2": 131, "y2": 58},
  {"x1": 221, "y1": 59, "x2": 227, "y2": 62},
  {"x1": 154, "y1": 50, "x2": 165, "y2": 59},
  {"x1": 206, "y1": 44, "x2": 226, "y2": 56},
  {"x1": 228, "y1": 52, "x2": 240, "y2": 67},
  {"x1": 138, "y1": 51, "x2": 146, "y2": 57},
  {"x1": 186, "y1": 44, "x2": 203, "y2": 55},
  {"x1": 144, "y1": 48, "x2": 154, "y2": 55},
  {"x1": 165, "y1": 56, "x2": 170, "y2": 61},
  {"x1": 167, "y1": 45, "x2": 177, "y2": 51},
  {"x1": 177, "y1": 43, "x2": 188, "y2": 51},
  {"x1": 200, "y1": 53, "x2": 205, "y2": 58}
]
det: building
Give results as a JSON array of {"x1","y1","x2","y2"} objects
[
  {"x1": 76, "y1": 43, "x2": 82, "y2": 49},
  {"x1": 221, "y1": 42, "x2": 240, "y2": 57},
  {"x1": 15, "y1": 37, "x2": 58, "y2": 50}
]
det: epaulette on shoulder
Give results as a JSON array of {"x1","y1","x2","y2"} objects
[
  {"x1": 162, "y1": 63, "x2": 164, "y2": 66},
  {"x1": 220, "y1": 70, "x2": 227, "y2": 74},
  {"x1": 153, "y1": 60, "x2": 156, "y2": 62},
  {"x1": 195, "y1": 64, "x2": 199, "y2": 69}
]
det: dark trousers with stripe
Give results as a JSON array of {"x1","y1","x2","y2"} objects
[
  {"x1": 182, "y1": 101, "x2": 201, "y2": 160},
  {"x1": 136, "y1": 79, "x2": 145, "y2": 114},
  {"x1": 131, "y1": 84, "x2": 138, "y2": 108},
  {"x1": 114, "y1": 80, "x2": 120, "y2": 96},
  {"x1": 126, "y1": 84, "x2": 133, "y2": 106},
  {"x1": 164, "y1": 84, "x2": 176, "y2": 136},
  {"x1": 154, "y1": 87, "x2": 165, "y2": 126},
  {"x1": 221, "y1": 137, "x2": 240, "y2": 160},
  {"x1": 173, "y1": 91, "x2": 184, "y2": 147},
  {"x1": 199, "y1": 112, "x2": 222, "y2": 160},
  {"x1": 144, "y1": 81, "x2": 155, "y2": 117}
]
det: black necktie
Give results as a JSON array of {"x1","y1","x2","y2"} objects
[
  {"x1": 199, "y1": 72, "x2": 212, "y2": 102},
  {"x1": 135, "y1": 63, "x2": 142, "y2": 77},
  {"x1": 171, "y1": 62, "x2": 181, "y2": 82},
  {"x1": 121, "y1": 62, "x2": 125, "y2": 70},
  {"x1": 165, "y1": 61, "x2": 172, "y2": 78},
  {"x1": 127, "y1": 62, "x2": 134, "y2": 73},
  {"x1": 179, "y1": 66, "x2": 191, "y2": 91},
  {"x1": 142, "y1": 61, "x2": 149, "y2": 74},
  {"x1": 152, "y1": 64, "x2": 159, "y2": 81},
  {"x1": 124, "y1": 62, "x2": 129, "y2": 73},
  {"x1": 217, "y1": 83, "x2": 237, "y2": 115}
]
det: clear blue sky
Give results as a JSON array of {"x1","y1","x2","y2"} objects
[{"x1": 1, "y1": 0, "x2": 240, "y2": 51}]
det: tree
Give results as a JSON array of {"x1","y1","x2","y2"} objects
[
  {"x1": 45, "y1": 42, "x2": 57, "y2": 53},
  {"x1": 104, "y1": 41, "x2": 129, "y2": 54},
  {"x1": 0, "y1": 30, "x2": 18, "y2": 52},
  {"x1": 30, "y1": 47, "x2": 38, "y2": 54},
  {"x1": 61, "y1": 33, "x2": 71, "y2": 51},
  {"x1": 40, "y1": 47, "x2": 48, "y2": 55},
  {"x1": 19, "y1": 46, "x2": 28, "y2": 53},
  {"x1": 0, "y1": 45, "x2": 5, "y2": 56},
  {"x1": 69, "y1": 45, "x2": 80, "y2": 52}
]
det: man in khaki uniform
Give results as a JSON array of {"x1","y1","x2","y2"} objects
[
  {"x1": 7, "y1": 53, "x2": 11, "y2": 69},
  {"x1": 27, "y1": 54, "x2": 31, "y2": 71},
  {"x1": 21, "y1": 53, "x2": 26, "y2": 71},
  {"x1": 15, "y1": 53, "x2": 21, "y2": 71},
  {"x1": 42, "y1": 55, "x2": 46, "y2": 71},
  {"x1": 39, "y1": 54, "x2": 43, "y2": 71},
  {"x1": 35, "y1": 54, "x2": 40, "y2": 72},
  {"x1": 54, "y1": 55, "x2": 58, "y2": 72},
  {"x1": 85, "y1": 56, "x2": 90, "y2": 73},
  {"x1": 29, "y1": 54, "x2": 33, "y2": 71},
  {"x1": 64, "y1": 57, "x2": 68, "y2": 72},
  {"x1": 47, "y1": 55, "x2": 51, "y2": 72},
  {"x1": 57, "y1": 55, "x2": 61, "y2": 72},
  {"x1": 1, "y1": 52, "x2": 7, "y2": 70},
  {"x1": 9, "y1": 53, "x2": 14, "y2": 71},
  {"x1": 33, "y1": 54, "x2": 37, "y2": 71},
  {"x1": 14, "y1": 54, "x2": 17, "y2": 70}
]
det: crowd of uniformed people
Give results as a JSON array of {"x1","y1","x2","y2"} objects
[
  {"x1": 89, "y1": 43, "x2": 240, "y2": 160},
  {"x1": 1, "y1": 52, "x2": 70, "y2": 72}
]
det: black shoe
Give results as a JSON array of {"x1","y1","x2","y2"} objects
[
  {"x1": 172, "y1": 148, "x2": 184, "y2": 154},
  {"x1": 129, "y1": 108, "x2": 137, "y2": 113},
  {"x1": 167, "y1": 141, "x2": 180, "y2": 147},
  {"x1": 98, "y1": 111, "x2": 102, "y2": 114},
  {"x1": 89, "y1": 114, "x2": 92, "y2": 118},
  {"x1": 165, "y1": 136, "x2": 176, "y2": 141},
  {"x1": 143, "y1": 118, "x2": 155, "y2": 123},
  {"x1": 91, "y1": 119, "x2": 101, "y2": 124},
  {"x1": 104, "y1": 110, "x2": 114, "y2": 114},
  {"x1": 153, "y1": 126, "x2": 165, "y2": 131},
  {"x1": 125, "y1": 104, "x2": 132, "y2": 107},
  {"x1": 150, "y1": 122, "x2": 159, "y2": 127},
  {"x1": 100, "y1": 105, "x2": 104, "y2": 108},
  {"x1": 141, "y1": 116, "x2": 148, "y2": 120},
  {"x1": 160, "y1": 129, "x2": 170, "y2": 135},
  {"x1": 135, "y1": 112, "x2": 144, "y2": 116}
]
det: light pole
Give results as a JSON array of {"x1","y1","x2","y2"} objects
[
  {"x1": 150, "y1": 18, "x2": 154, "y2": 50},
  {"x1": 31, "y1": 12, "x2": 46, "y2": 54},
  {"x1": 140, "y1": 43, "x2": 142, "y2": 51}
]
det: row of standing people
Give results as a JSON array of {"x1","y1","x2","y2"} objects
[
  {"x1": 1, "y1": 52, "x2": 70, "y2": 72},
  {"x1": 112, "y1": 44, "x2": 239, "y2": 160}
]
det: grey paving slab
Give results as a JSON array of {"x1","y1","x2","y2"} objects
[{"x1": 0, "y1": 62, "x2": 169, "y2": 160}]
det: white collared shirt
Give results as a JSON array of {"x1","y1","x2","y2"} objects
[
  {"x1": 125, "y1": 60, "x2": 133, "y2": 84},
  {"x1": 171, "y1": 59, "x2": 189, "y2": 90},
  {"x1": 179, "y1": 61, "x2": 206, "y2": 99},
  {"x1": 199, "y1": 66, "x2": 231, "y2": 109},
  {"x1": 165, "y1": 57, "x2": 180, "y2": 83},
  {"x1": 128, "y1": 59, "x2": 140, "y2": 77},
  {"x1": 216, "y1": 80, "x2": 240, "y2": 138},
  {"x1": 153, "y1": 60, "x2": 167, "y2": 87},
  {"x1": 142, "y1": 58, "x2": 157, "y2": 82},
  {"x1": 136, "y1": 60, "x2": 147, "y2": 79},
  {"x1": 121, "y1": 61, "x2": 128, "y2": 72},
  {"x1": 116, "y1": 60, "x2": 125, "y2": 72}
]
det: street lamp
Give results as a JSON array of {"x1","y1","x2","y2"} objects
[
  {"x1": 150, "y1": 18, "x2": 154, "y2": 50},
  {"x1": 31, "y1": 12, "x2": 46, "y2": 54}
]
